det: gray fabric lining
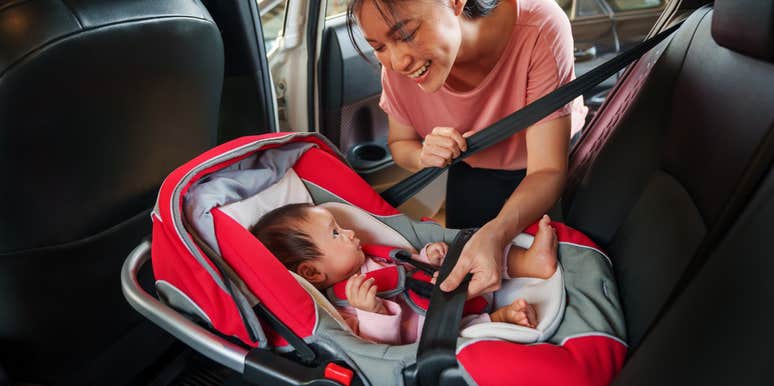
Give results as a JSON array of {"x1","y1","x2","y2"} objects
[
  {"x1": 547, "y1": 243, "x2": 627, "y2": 344},
  {"x1": 303, "y1": 181, "x2": 459, "y2": 250},
  {"x1": 184, "y1": 142, "x2": 314, "y2": 254},
  {"x1": 400, "y1": 292, "x2": 428, "y2": 317}
]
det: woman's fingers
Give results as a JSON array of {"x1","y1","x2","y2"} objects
[
  {"x1": 431, "y1": 127, "x2": 467, "y2": 152},
  {"x1": 418, "y1": 151, "x2": 451, "y2": 168},
  {"x1": 439, "y1": 230, "x2": 503, "y2": 298},
  {"x1": 418, "y1": 127, "x2": 469, "y2": 168}
]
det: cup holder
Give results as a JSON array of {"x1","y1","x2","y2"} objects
[
  {"x1": 348, "y1": 142, "x2": 392, "y2": 173},
  {"x1": 353, "y1": 143, "x2": 387, "y2": 162}
]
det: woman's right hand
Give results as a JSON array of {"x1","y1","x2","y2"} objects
[{"x1": 418, "y1": 127, "x2": 469, "y2": 168}]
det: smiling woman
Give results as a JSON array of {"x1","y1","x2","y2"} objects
[{"x1": 344, "y1": 0, "x2": 586, "y2": 299}]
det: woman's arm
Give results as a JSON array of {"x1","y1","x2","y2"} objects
[
  {"x1": 487, "y1": 115, "x2": 570, "y2": 243},
  {"x1": 386, "y1": 116, "x2": 423, "y2": 172},
  {"x1": 439, "y1": 115, "x2": 570, "y2": 296}
]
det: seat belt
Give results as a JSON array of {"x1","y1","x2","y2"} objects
[{"x1": 381, "y1": 21, "x2": 684, "y2": 208}]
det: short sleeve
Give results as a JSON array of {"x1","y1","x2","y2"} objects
[
  {"x1": 378, "y1": 68, "x2": 413, "y2": 127},
  {"x1": 526, "y1": 6, "x2": 577, "y2": 125}
]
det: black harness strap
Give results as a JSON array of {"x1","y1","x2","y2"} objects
[
  {"x1": 405, "y1": 228, "x2": 476, "y2": 386},
  {"x1": 381, "y1": 22, "x2": 684, "y2": 208}
]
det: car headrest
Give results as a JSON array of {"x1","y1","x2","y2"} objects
[
  {"x1": 712, "y1": 0, "x2": 774, "y2": 62},
  {"x1": 0, "y1": 0, "x2": 222, "y2": 252}
]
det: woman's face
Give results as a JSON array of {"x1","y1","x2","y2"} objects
[{"x1": 357, "y1": 0, "x2": 464, "y2": 93}]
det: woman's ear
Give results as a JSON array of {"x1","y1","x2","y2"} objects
[
  {"x1": 297, "y1": 261, "x2": 326, "y2": 285},
  {"x1": 451, "y1": 0, "x2": 468, "y2": 16}
]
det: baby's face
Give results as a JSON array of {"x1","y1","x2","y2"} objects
[{"x1": 298, "y1": 207, "x2": 366, "y2": 286}]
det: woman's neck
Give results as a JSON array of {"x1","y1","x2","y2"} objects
[{"x1": 446, "y1": 0, "x2": 516, "y2": 92}]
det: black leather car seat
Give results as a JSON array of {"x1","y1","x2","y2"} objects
[
  {"x1": 0, "y1": 0, "x2": 222, "y2": 384},
  {"x1": 564, "y1": 0, "x2": 774, "y2": 375}
]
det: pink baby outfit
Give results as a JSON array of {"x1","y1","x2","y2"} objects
[
  {"x1": 379, "y1": 0, "x2": 587, "y2": 171},
  {"x1": 335, "y1": 245, "x2": 512, "y2": 345}
]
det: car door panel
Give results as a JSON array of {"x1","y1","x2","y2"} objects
[{"x1": 318, "y1": 15, "x2": 446, "y2": 218}]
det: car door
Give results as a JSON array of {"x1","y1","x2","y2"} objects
[{"x1": 258, "y1": 0, "x2": 447, "y2": 219}]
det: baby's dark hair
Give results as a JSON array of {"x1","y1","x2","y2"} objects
[
  {"x1": 250, "y1": 203, "x2": 321, "y2": 272},
  {"x1": 346, "y1": 0, "x2": 502, "y2": 62}
]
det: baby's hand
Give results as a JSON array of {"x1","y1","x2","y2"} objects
[
  {"x1": 346, "y1": 273, "x2": 387, "y2": 314},
  {"x1": 424, "y1": 242, "x2": 448, "y2": 266}
]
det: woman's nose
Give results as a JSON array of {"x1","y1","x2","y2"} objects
[{"x1": 389, "y1": 45, "x2": 412, "y2": 72}]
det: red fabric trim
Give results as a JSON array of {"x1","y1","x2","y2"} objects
[
  {"x1": 361, "y1": 244, "x2": 399, "y2": 260},
  {"x1": 293, "y1": 148, "x2": 401, "y2": 216},
  {"x1": 457, "y1": 335, "x2": 626, "y2": 386},
  {"x1": 151, "y1": 217, "x2": 254, "y2": 345},
  {"x1": 331, "y1": 266, "x2": 402, "y2": 300},
  {"x1": 157, "y1": 133, "x2": 339, "y2": 224},
  {"x1": 523, "y1": 220, "x2": 603, "y2": 251},
  {"x1": 212, "y1": 208, "x2": 316, "y2": 341}
]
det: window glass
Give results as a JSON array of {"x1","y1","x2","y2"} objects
[
  {"x1": 555, "y1": 0, "x2": 573, "y2": 19},
  {"x1": 606, "y1": 0, "x2": 663, "y2": 12},
  {"x1": 576, "y1": 0, "x2": 605, "y2": 18},
  {"x1": 327, "y1": 0, "x2": 348, "y2": 18},
  {"x1": 258, "y1": 0, "x2": 287, "y2": 52}
]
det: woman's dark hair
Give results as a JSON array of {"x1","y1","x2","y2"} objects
[
  {"x1": 345, "y1": 0, "x2": 502, "y2": 62},
  {"x1": 250, "y1": 203, "x2": 321, "y2": 272}
]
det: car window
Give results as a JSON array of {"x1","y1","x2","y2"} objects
[
  {"x1": 556, "y1": 0, "x2": 573, "y2": 19},
  {"x1": 258, "y1": 0, "x2": 288, "y2": 52},
  {"x1": 576, "y1": 0, "x2": 606, "y2": 18},
  {"x1": 605, "y1": 0, "x2": 663, "y2": 12},
  {"x1": 327, "y1": 0, "x2": 347, "y2": 18}
]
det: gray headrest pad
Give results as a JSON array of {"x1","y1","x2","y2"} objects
[{"x1": 712, "y1": 0, "x2": 774, "y2": 62}]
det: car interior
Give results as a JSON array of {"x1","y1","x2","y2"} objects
[{"x1": 0, "y1": 0, "x2": 772, "y2": 385}]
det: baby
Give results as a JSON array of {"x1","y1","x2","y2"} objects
[{"x1": 251, "y1": 203, "x2": 558, "y2": 344}]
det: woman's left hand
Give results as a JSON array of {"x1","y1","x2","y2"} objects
[{"x1": 439, "y1": 220, "x2": 506, "y2": 298}]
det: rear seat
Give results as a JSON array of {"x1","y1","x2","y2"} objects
[{"x1": 564, "y1": 0, "x2": 774, "y2": 355}]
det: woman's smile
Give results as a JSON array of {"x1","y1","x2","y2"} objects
[{"x1": 408, "y1": 60, "x2": 432, "y2": 83}]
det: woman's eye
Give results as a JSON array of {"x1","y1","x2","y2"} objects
[
  {"x1": 401, "y1": 29, "x2": 418, "y2": 42},
  {"x1": 374, "y1": 45, "x2": 386, "y2": 52},
  {"x1": 333, "y1": 229, "x2": 340, "y2": 238}
]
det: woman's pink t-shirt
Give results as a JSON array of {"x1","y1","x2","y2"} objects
[{"x1": 379, "y1": 0, "x2": 587, "y2": 171}]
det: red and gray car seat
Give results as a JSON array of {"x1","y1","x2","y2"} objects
[{"x1": 122, "y1": 132, "x2": 626, "y2": 386}]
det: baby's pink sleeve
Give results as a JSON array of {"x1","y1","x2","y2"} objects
[{"x1": 351, "y1": 300, "x2": 403, "y2": 344}]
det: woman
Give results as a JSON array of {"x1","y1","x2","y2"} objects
[{"x1": 347, "y1": 0, "x2": 586, "y2": 297}]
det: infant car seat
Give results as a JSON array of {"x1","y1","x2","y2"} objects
[{"x1": 123, "y1": 132, "x2": 626, "y2": 386}]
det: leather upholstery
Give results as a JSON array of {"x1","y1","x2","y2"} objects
[
  {"x1": 712, "y1": 0, "x2": 774, "y2": 62},
  {"x1": 566, "y1": 1, "x2": 774, "y2": 353},
  {"x1": 0, "y1": 0, "x2": 222, "y2": 383}
]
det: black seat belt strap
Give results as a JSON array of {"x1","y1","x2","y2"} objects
[{"x1": 382, "y1": 22, "x2": 683, "y2": 208}]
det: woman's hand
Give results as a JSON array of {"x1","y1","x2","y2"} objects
[
  {"x1": 439, "y1": 221, "x2": 507, "y2": 298},
  {"x1": 346, "y1": 273, "x2": 387, "y2": 314},
  {"x1": 418, "y1": 127, "x2": 468, "y2": 168},
  {"x1": 423, "y1": 242, "x2": 448, "y2": 266}
]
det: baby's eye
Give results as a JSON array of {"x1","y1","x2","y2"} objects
[{"x1": 332, "y1": 229, "x2": 340, "y2": 238}]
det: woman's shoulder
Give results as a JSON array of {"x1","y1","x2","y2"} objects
[{"x1": 515, "y1": 0, "x2": 571, "y2": 30}]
